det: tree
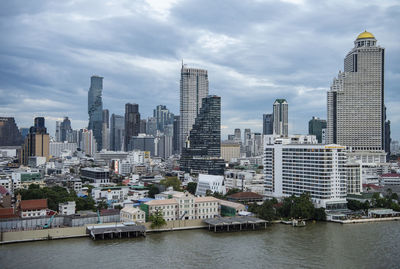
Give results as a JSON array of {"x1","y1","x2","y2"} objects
[
  {"x1": 226, "y1": 188, "x2": 241, "y2": 196},
  {"x1": 96, "y1": 200, "x2": 108, "y2": 210},
  {"x1": 148, "y1": 185, "x2": 160, "y2": 198},
  {"x1": 149, "y1": 209, "x2": 167, "y2": 229},
  {"x1": 187, "y1": 182, "x2": 197, "y2": 195},
  {"x1": 160, "y1": 176, "x2": 182, "y2": 191}
]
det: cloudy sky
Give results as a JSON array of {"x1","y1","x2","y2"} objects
[{"x1": 1, "y1": 0, "x2": 399, "y2": 140}]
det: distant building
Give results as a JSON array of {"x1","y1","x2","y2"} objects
[
  {"x1": 22, "y1": 117, "x2": 50, "y2": 165},
  {"x1": 263, "y1": 114, "x2": 273, "y2": 135},
  {"x1": 146, "y1": 117, "x2": 157, "y2": 136},
  {"x1": 195, "y1": 174, "x2": 226, "y2": 196},
  {"x1": 153, "y1": 105, "x2": 174, "y2": 133},
  {"x1": 173, "y1": 115, "x2": 180, "y2": 154},
  {"x1": 80, "y1": 129, "x2": 97, "y2": 156},
  {"x1": 102, "y1": 109, "x2": 110, "y2": 150},
  {"x1": 0, "y1": 117, "x2": 23, "y2": 146},
  {"x1": 273, "y1": 99, "x2": 288, "y2": 137},
  {"x1": 140, "y1": 119, "x2": 147, "y2": 134},
  {"x1": 128, "y1": 134, "x2": 155, "y2": 156},
  {"x1": 308, "y1": 116, "x2": 327, "y2": 143},
  {"x1": 180, "y1": 95, "x2": 225, "y2": 175},
  {"x1": 124, "y1": 103, "x2": 140, "y2": 151},
  {"x1": 385, "y1": 119, "x2": 391, "y2": 155},
  {"x1": 81, "y1": 167, "x2": 110, "y2": 186},
  {"x1": 110, "y1": 114, "x2": 124, "y2": 151},
  {"x1": 221, "y1": 142, "x2": 240, "y2": 162},
  {"x1": 60, "y1": 117, "x2": 72, "y2": 142},
  {"x1": 179, "y1": 65, "x2": 209, "y2": 153},
  {"x1": 49, "y1": 141, "x2": 77, "y2": 157},
  {"x1": 88, "y1": 75, "x2": 103, "y2": 150}
]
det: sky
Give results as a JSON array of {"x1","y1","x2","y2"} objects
[{"x1": 0, "y1": 0, "x2": 399, "y2": 141}]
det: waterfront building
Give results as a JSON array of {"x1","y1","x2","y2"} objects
[
  {"x1": 180, "y1": 95, "x2": 225, "y2": 175},
  {"x1": 263, "y1": 114, "x2": 273, "y2": 135},
  {"x1": 195, "y1": 174, "x2": 226, "y2": 196},
  {"x1": 0, "y1": 117, "x2": 23, "y2": 146},
  {"x1": 179, "y1": 65, "x2": 209, "y2": 153},
  {"x1": 124, "y1": 103, "x2": 140, "y2": 151},
  {"x1": 88, "y1": 75, "x2": 103, "y2": 150},
  {"x1": 81, "y1": 167, "x2": 110, "y2": 186},
  {"x1": 120, "y1": 206, "x2": 146, "y2": 223},
  {"x1": 327, "y1": 31, "x2": 385, "y2": 151},
  {"x1": 110, "y1": 114, "x2": 124, "y2": 151},
  {"x1": 58, "y1": 201, "x2": 76, "y2": 215},
  {"x1": 308, "y1": 116, "x2": 327, "y2": 143},
  {"x1": 221, "y1": 142, "x2": 241, "y2": 163},
  {"x1": 22, "y1": 117, "x2": 50, "y2": 165},
  {"x1": 19, "y1": 198, "x2": 48, "y2": 218},
  {"x1": 273, "y1": 99, "x2": 288, "y2": 137},
  {"x1": 49, "y1": 141, "x2": 77, "y2": 157},
  {"x1": 264, "y1": 137, "x2": 347, "y2": 209}
]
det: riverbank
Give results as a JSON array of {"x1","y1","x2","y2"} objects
[{"x1": 331, "y1": 216, "x2": 400, "y2": 224}]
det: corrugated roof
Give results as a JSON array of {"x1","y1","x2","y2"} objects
[
  {"x1": 145, "y1": 199, "x2": 178, "y2": 206},
  {"x1": 0, "y1": 208, "x2": 16, "y2": 219},
  {"x1": 195, "y1": 197, "x2": 220, "y2": 203},
  {"x1": 20, "y1": 199, "x2": 48, "y2": 210}
]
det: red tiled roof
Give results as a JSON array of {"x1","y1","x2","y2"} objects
[
  {"x1": 228, "y1": 192, "x2": 263, "y2": 199},
  {"x1": 0, "y1": 208, "x2": 17, "y2": 219},
  {"x1": 362, "y1": 184, "x2": 382, "y2": 190},
  {"x1": 20, "y1": 199, "x2": 48, "y2": 210},
  {"x1": 380, "y1": 173, "x2": 400, "y2": 178},
  {"x1": 0, "y1": 186, "x2": 9, "y2": 195}
]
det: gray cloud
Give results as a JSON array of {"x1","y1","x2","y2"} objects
[{"x1": 0, "y1": 0, "x2": 399, "y2": 141}]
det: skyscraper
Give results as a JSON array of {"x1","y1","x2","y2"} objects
[
  {"x1": 273, "y1": 99, "x2": 288, "y2": 137},
  {"x1": 0, "y1": 117, "x2": 23, "y2": 146},
  {"x1": 124, "y1": 103, "x2": 140, "y2": 151},
  {"x1": 263, "y1": 114, "x2": 273, "y2": 135},
  {"x1": 234, "y1": 128, "x2": 241, "y2": 143},
  {"x1": 60, "y1": 117, "x2": 72, "y2": 142},
  {"x1": 327, "y1": 31, "x2": 385, "y2": 151},
  {"x1": 180, "y1": 95, "x2": 225, "y2": 175},
  {"x1": 88, "y1": 75, "x2": 103, "y2": 151},
  {"x1": 110, "y1": 114, "x2": 124, "y2": 151},
  {"x1": 179, "y1": 65, "x2": 209, "y2": 154},
  {"x1": 22, "y1": 117, "x2": 49, "y2": 165},
  {"x1": 173, "y1": 115, "x2": 180, "y2": 154},
  {"x1": 140, "y1": 119, "x2": 147, "y2": 134},
  {"x1": 308, "y1": 116, "x2": 327, "y2": 143},
  {"x1": 102, "y1": 109, "x2": 109, "y2": 150},
  {"x1": 153, "y1": 105, "x2": 174, "y2": 133}
]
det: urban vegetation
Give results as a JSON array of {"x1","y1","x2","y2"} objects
[
  {"x1": 186, "y1": 182, "x2": 197, "y2": 195},
  {"x1": 347, "y1": 191, "x2": 400, "y2": 212},
  {"x1": 147, "y1": 185, "x2": 160, "y2": 198},
  {"x1": 160, "y1": 176, "x2": 182, "y2": 191},
  {"x1": 149, "y1": 209, "x2": 167, "y2": 229}
]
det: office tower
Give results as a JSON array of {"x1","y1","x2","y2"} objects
[
  {"x1": 124, "y1": 103, "x2": 140, "y2": 151},
  {"x1": 110, "y1": 114, "x2": 124, "y2": 151},
  {"x1": 146, "y1": 117, "x2": 157, "y2": 137},
  {"x1": 243, "y1": 128, "x2": 251, "y2": 156},
  {"x1": 153, "y1": 105, "x2": 174, "y2": 133},
  {"x1": 60, "y1": 117, "x2": 72, "y2": 142},
  {"x1": 227, "y1": 135, "x2": 235, "y2": 141},
  {"x1": 22, "y1": 117, "x2": 49, "y2": 165},
  {"x1": 157, "y1": 135, "x2": 173, "y2": 160},
  {"x1": 20, "y1": 127, "x2": 29, "y2": 140},
  {"x1": 308, "y1": 116, "x2": 327, "y2": 143},
  {"x1": 179, "y1": 65, "x2": 209, "y2": 154},
  {"x1": 263, "y1": 114, "x2": 273, "y2": 135},
  {"x1": 140, "y1": 119, "x2": 147, "y2": 134},
  {"x1": 88, "y1": 75, "x2": 103, "y2": 151},
  {"x1": 128, "y1": 134, "x2": 155, "y2": 156},
  {"x1": 180, "y1": 95, "x2": 225, "y2": 175},
  {"x1": 273, "y1": 99, "x2": 288, "y2": 136},
  {"x1": 234, "y1": 128, "x2": 241, "y2": 143},
  {"x1": 55, "y1": 121, "x2": 61, "y2": 142},
  {"x1": 173, "y1": 115, "x2": 180, "y2": 154},
  {"x1": 81, "y1": 129, "x2": 96, "y2": 156},
  {"x1": 327, "y1": 31, "x2": 385, "y2": 151},
  {"x1": 0, "y1": 117, "x2": 24, "y2": 146},
  {"x1": 264, "y1": 138, "x2": 348, "y2": 209},
  {"x1": 102, "y1": 109, "x2": 109, "y2": 150}
]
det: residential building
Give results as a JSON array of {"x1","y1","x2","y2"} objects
[
  {"x1": 124, "y1": 103, "x2": 140, "y2": 151},
  {"x1": 308, "y1": 116, "x2": 327, "y2": 143},
  {"x1": 0, "y1": 117, "x2": 23, "y2": 146},
  {"x1": 221, "y1": 142, "x2": 241, "y2": 163},
  {"x1": 179, "y1": 65, "x2": 209, "y2": 153},
  {"x1": 58, "y1": 201, "x2": 76, "y2": 215},
  {"x1": 102, "y1": 109, "x2": 110, "y2": 150},
  {"x1": 49, "y1": 141, "x2": 77, "y2": 157},
  {"x1": 327, "y1": 31, "x2": 385, "y2": 151},
  {"x1": 110, "y1": 114, "x2": 124, "y2": 151},
  {"x1": 264, "y1": 138, "x2": 348, "y2": 209},
  {"x1": 120, "y1": 206, "x2": 146, "y2": 223},
  {"x1": 92, "y1": 186, "x2": 130, "y2": 206},
  {"x1": 180, "y1": 95, "x2": 225, "y2": 175},
  {"x1": 153, "y1": 105, "x2": 174, "y2": 133},
  {"x1": 380, "y1": 174, "x2": 400, "y2": 186},
  {"x1": 195, "y1": 174, "x2": 226, "y2": 196},
  {"x1": 88, "y1": 75, "x2": 103, "y2": 150},
  {"x1": 263, "y1": 114, "x2": 273, "y2": 135},
  {"x1": 273, "y1": 99, "x2": 288, "y2": 137},
  {"x1": 80, "y1": 129, "x2": 97, "y2": 156}
]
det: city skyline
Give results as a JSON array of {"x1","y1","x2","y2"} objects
[{"x1": 0, "y1": 1, "x2": 399, "y2": 141}]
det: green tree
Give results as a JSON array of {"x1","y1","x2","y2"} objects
[
  {"x1": 186, "y1": 182, "x2": 197, "y2": 195},
  {"x1": 149, "y1": 209, "x2": 167, "y2": 229},
  {"x1": 148, "y1": 185, "x2": 160, "y2": 198},
  {"x1": 160, "y1": 176, "x2": 182, "y2": 191},
  {"x1": 226, "y1": 188, "x2": 241, "y2": 196},
  {"x1": 96, "y1": 200, "x2": 109, "y2": 210}
]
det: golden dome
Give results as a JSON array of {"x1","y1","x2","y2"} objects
[{"x1": 357, "y1": 31, "x2": 375, "y2": 39}]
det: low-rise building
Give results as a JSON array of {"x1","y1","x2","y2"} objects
[
  {"x1": 58, "y1": 201, "x2": 76, "y2": 215},
  {"x1": 0, "y1": 186, "x2": 12, "y2": 208},
  {"x1": 196, "y1": 174, "x2": 226, "y2": 196},
  {"x1": 219, "y1": 200, "x2": 246, "y2": 217},
  {"x1": 227, "y1": 192, "x2": 264, "y2": 203},
  {"x1": 120, "y1": 206, "x2": 146, "y2": 223},
  {"x1": 80, "y1": 167, "x2": 110, "y2": 186},
  {"x1": 92, "y1": 186, "x2": 130, "y2": 206},
  {"x1": 19, "y1": 199, "x2": 48, "y2": 218},
  {"x1": 380, "y1": 173, "x2": 400, "y2": 186}
]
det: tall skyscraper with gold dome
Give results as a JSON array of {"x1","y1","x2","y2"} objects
[{"x1": 327, "y1": 31, "x2": 386, "y2": 151}]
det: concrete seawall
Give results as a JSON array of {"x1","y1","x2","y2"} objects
[{"x1": 332, "y1": 217, "x2": 400, "y2": 224}]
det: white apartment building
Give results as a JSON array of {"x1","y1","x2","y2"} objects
[
  {"x1": 92, "y1": 186, "x2": 130, "y2": 205},
  {"x1": 264, "y1": 138, "x2": 348, "y2": 209},
  {"x1": 49, "y1": 141, "x2": 78, "y2": 158},
  {"x1": 58, "y1": 201, "x2": 76, "y2": 215}
]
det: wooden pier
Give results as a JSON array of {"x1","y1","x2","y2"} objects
[
  {"x1": 87, "y1": 224, "x2": 146, "y2": 240},
  {"x1": 203, "y1": 216, "x2": 268, "y2": 233}
]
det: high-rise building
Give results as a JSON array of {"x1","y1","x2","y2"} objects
[
  {"x1": 385, "y1": 120, "x2": 391, "y2": 155},
  {"x1": 234, "y1": 128, "x2": 241, "y2": 143},
  {"x1": 327, "y1": 31, "x2": 385, "y2": 151},
  {"x1": 263, "y1": 114, "x2": 273, "y2": 135},
  {"x1": 273, "y1": 99, "x2": 288, "y2": 137},
  {"x1": 146, "y1": 117, "x2": 157, "y2": 137},
  {"x1": 88, "y1": 75, "x2": 103, "y2": 151},
  {"x1": 60, "y1": 117, "x2": 72, "y2": 142},
  {"x1": 124, "y1": 103, "x2": 140, "y2": 151},
  {"x1": 55, "y1": 121, "x2": 61, "y2": 142},
  {"x1": 308, "y1": 116, "x2": 327, "y2": 143},
  {"x1": 140, "y1": 119, "x2": 147, "y2": 134},
  {"x1": 20, "y1": 127, "x2": 29, "y2": 140},
  {"x1": 110, "y1": 114, "x2": 124, "y2": 151},
  {"x1": 102, "y1": 109, "x2": 109, "y2": 150},
  {"x1": 179, "y1": 65, "x2": 209, "y2": 154},
  {"x1": 22, "y1": 117, "x2": 50, "y2": 165},
  {"x1": 180, "y1": 95, "x2": 225, "y2": 175},
  {"x1": 128, "y1": 134, "x2": 155, "y2": 156},
  {"x1": 0, "y1": 117, "x2": 24, "y2": 146},
  {"x1": 153, "y1": 105, "x2": 174, "y2": 133},
  {"x1": 173, "y1": 115, "x2": 180, "y2": 154},
  {"x1": 81, "y1": 129, "x2": 96, "y2": 156}
]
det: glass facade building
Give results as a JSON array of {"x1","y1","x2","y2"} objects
[{"x1": 88, "y1": 75, "x2": 103, "y2": 151}]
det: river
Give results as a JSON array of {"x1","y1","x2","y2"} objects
[{"x1": 1, "y1": 221, "x2": 399, "y2": 269}]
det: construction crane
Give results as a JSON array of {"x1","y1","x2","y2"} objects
[
  {"x1": 43, "y1": 212, "x2": 57, "y2": 229},
  {"x1": 97, "y1": 210, "x2": 102, "y2": 224}
]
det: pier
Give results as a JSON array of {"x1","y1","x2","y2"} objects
[
  {"x1": 87, "y1": 224, "x2": 146, "y2": 240},
  {"x1": 204, "y1": 216, "x2": 268, "y2": 232}
]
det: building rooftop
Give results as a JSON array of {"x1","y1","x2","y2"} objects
[
  {"x1": 380, "y1": 173, "x2": 400, "y2": 178},
  {"x1": 145, "y1": 199, "x2": 178, "y2": 206},
  {"x1": 195, "y1": 196, "x2": 220, "y2": 203},
  {"x1": 0, "y1": 208, "x2": 17, "y2": 219},
  {"x1": 20, "y1": 199, "x2": 48, "y2": 210},
  {"x1": 357, "y1": 31, "x2": 375, "y2": 40},
  {"x1": 228, "y1": 192, "x2": 263, "y2": 200}
]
